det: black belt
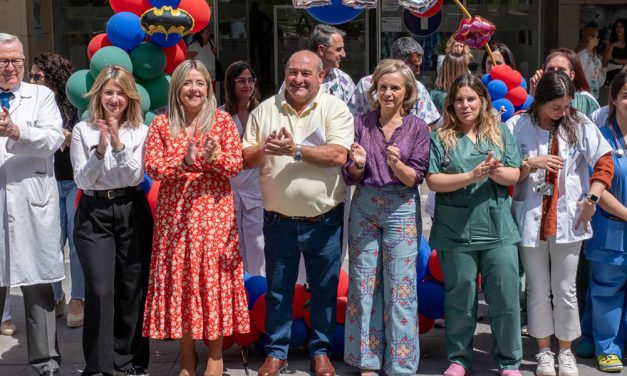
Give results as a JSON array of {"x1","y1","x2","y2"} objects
[
  {"x1": 602, "y1": 212, "x2": 626, "y2": 223},
  {"x1": 267, "y1": 203, "x2": 343, "y2": 222},
  {"x1": 83, "y1": 185, "x2": 142, "y2": 199}
]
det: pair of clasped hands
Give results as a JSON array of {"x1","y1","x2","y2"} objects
[
  {"x1": 349, "y1": 142, "x2": 403, "y2": 170},
  {"x1": 183, "y1": 134, "x2": 219, "y2": 166},
  {"x1": 0, "y1": 107, "x2": 19, "y2": 140},
  {"x1": 263, "y1": 127, "x2": 296, "y2": 156},
  {"x1": 95, "y1": 117, "x2": 125, "y2": 157}
]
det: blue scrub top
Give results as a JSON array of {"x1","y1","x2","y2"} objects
[{"x1": 585, "y1": 123, "x2": 627, "y2": 266}]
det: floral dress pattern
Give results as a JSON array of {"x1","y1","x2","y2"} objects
[{"x1": 142, "y1": 111, "x2": 250, "y2": 340}]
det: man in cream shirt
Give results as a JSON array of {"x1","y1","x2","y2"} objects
[{"x1": 243, "y1": 50, "x2": 353, "y2": 376}]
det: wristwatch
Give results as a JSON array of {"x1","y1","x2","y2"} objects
[
  {"x1": 294, "y1": 144, "x2": 302, "y2": 161},
  {"x1": 586, "y1": 194, "x2": 599, "y2": 205}
]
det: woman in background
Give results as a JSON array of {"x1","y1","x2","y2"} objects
[
  {"x1": 431, "y1": 53, "x2": 468, "y2": 114},
  {"x1": 576, "y1": 27, "x2": 606, "y2": 100}
]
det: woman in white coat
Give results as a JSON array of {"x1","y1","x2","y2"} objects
[
  {"x1": 507, "y1": 70, "x2": 613, "y2": 376},
  {"x1": 222, "y1": 60, "x2": 265, "y2": 275}
]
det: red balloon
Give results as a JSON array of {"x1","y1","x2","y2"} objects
[
  {"x1": 304, "y1": 307, "x2": 311, "y2": 328},
  {"x1": 233, "y1": 325, "x2": 261, "y2": 346},
  {"x1": 292, "y1": 284, "x2": 311, "y2": 319},
  {"x1": 164, "y1": 40, "x2": 187, "y2": 75},
  {"x1": 87, "y1": 34, "x2": 112, "y2": 59},
  {"x1": 336, "y1": 297, "x2": 347, "y2": 324},
  {"x1": 428, "y1": 250, "x2": 443, "y2": 282},
  {"x1": 505, "y1": 86, "x2": 528, "y2": 107},
  {"x1": 502, "y1": 70, "x2": 523, "y2": 90},
  {"x1": 418, "y1": 313, "x2": 435, "y2": 334},
  {"x1": 74, "y1": 189, "x2": 83, "y2": 208},
  {"x1": 179, "y1": 0, "x2": 211, "y2": 33},
  {"x1": 147, "y1": 180, "x2": 160, "y2": 216},
  {"x1": 251, "y1": 293, "x2": 267, "y2": 334},
  {"x1": 410, "y1": 0, "x2": 443, "y2": 18},
  {"x1": 109, "y1": 0, "x2": 152, "y2": 15},
  {"x1": 489, "y1": 64, "x2": 512, "y2": 82},
  {"x1": 337, "y1": 269, "x2": 348, "y2": 298}
]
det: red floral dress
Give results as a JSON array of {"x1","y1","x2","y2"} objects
[{"x1": 142, "y1": 111, "x2": 250, "y2": 339}]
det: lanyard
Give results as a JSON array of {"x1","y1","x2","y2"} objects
[
  {"x1": 547, "y1": 124, "x2": 557, "y2": 156},
  {"x1": 609, "y1": 119, "x2": 627, "y2": 158}
]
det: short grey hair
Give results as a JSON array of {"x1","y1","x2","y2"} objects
[
  {"x1": 390, "y1": 37, "x2": 424, "y2": 60},
  {"x1": 308, "y1": 24, "x2": 346, "y2": 52},
  {"x1": 0, "y1": 33, "x2": 21, "y2": 48}
]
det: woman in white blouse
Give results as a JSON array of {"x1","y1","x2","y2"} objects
[
  {"x1": 576, "y1": 27, "x2": 606, "y2": 100},
  {"x1": 70, "y1": 65, "x2": 153, "y2": 376}
]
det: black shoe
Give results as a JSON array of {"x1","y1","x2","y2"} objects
[
  {"x1": 126, "y1": 366, "x2": 149, "y2": 376},
  {"x1": 40, "y1": 369, "x2": 60, "y2": 376}
]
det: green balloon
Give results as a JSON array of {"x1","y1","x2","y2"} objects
[
  {"x1": 90, "y1": 46, "x2": 133, "y2": 79},
  {"x1": 130, "y1": 42, "x2": 167, "y2": 80},
  {"x1": 66, "y1": 69, "x2": 94, "y2": 110},
  {"x1": 144, "y1": 111, "x2": 157, "y2": 126},
  {"x1": 139, "y1": 74, "x2": 170, "y2": 111},
  {"x1": 80, "y1": 110, "x2": 90, "y2": 121},
  {"x1": 136, "y1": 82, "x2": 151, "y2": 113}
]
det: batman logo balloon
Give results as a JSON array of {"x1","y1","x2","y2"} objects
[{"x1": 140, "y1": 6, "x2": 194, "y2": 37}]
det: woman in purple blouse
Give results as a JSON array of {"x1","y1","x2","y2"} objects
[{"x1": 342, "y1": 59, "x2": 430, "y2": 376}]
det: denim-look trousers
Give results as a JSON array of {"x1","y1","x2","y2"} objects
[{"x1": 263, "y1": 204, "x2": 344, "y2": 360}]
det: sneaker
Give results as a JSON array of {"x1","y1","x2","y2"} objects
[
  {"x1": 125, "y1": 366, "x2": 149, "y2": 375},
  {"x1": 536, "y1": 351, "x2": 556, "y2": 376},
  {"x1": 597, "y1": 354, "x2": 623, "y2": 372},
  {"x1": 443, "y1": 363, "x2": 465, "y2": 376},
  {"x1": 55, "y1": 293, "x2": 65, "y2": 317},
  {"x1": 521, "y1": 325, "x2": 529, "y2": 337},
  {"x1": 66, "y1": 299, "x2": 84, "y2": 328},
  {"x1": 575, "y1": 338, "x2": 594, "y2": 358},
  {"x1": 0, "y1": 320, "x2": 16, "y2": 336},
  {"x1": 499, "y1": 370, "x2": 521, "y2": 376},
  {"x1": 558, "y1": 350, "x2": 579, "y2": 376}
]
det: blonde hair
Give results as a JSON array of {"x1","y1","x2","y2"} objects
[
  {"x1": 435, "y1": 53, "x2": 468, "y2": 91},
  {"x1": 86, "y1": 65, "x2": 143, "y2": 127},
  {"x1": 168, "y1": 59, "x2": 216, "y2": 137},
  {"x1": 445, "y1": 35, "x2": 473, "y2": 66},
  {"x1": 575, "y1": 27, "x2": 599, "y2": 52},
  {"x1": 437, "y1": 74, "x2": 503, "y2": 151},
  {"x1": 368, "y1": 59, "x2": 417, "y2": 116}
]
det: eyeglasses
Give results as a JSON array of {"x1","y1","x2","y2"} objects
[
  {"x1": 234, "y1": 77, "x2": 256, "y2": 85},
  {"x1": 29, "y1": 73, "x2": 45, "y2": 82},
  {"x1": 0, "y1": 59, "x2": 25, "y2": 68}
]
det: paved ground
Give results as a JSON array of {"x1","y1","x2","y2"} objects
[{"x1": 0, "y1": 184, "x2": 614, "y2": 375}]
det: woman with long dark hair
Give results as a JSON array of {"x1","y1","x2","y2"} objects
[
  {"x1": 603, "y1": 18, "x2": 627, "y2": 85},
  {"x1": 426, "y1": 74, "x2": 523, "y2": 376},
  {"x1": 29, "y1": 52, "x2": 84, "y2": 328},
  {"x1": 508, "y1": 70, "x2": 613, "y2": 376},
  {"x1": 222, "y1": 61, "x2": 264, "y2": 275},
  {"x1": 481, "y1": 42, "x2": 517, "y2": 73}
]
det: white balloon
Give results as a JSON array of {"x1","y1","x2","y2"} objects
[
  {"x1": 292, "y1": 0, "x2": 332, "y2": 9},
  {"x1": 398, "y1": 0, "x2": 438, "y2": 13}
]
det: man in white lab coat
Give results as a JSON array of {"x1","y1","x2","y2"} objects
[{"x1": 0, "y1": 33, "x2": 64, "y2": 376}]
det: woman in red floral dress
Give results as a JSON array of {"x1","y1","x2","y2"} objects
[{"x1": 142, "y1": 59, "x2": 250, "y2": 376}]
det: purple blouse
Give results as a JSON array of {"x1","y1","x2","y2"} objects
[{"x1": 342, "y1": 110, "x2": 430, "y2": 188}]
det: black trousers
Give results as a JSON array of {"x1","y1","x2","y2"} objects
[{"x1": 74, "y1": 190, "x2": 153, "y2": 375}]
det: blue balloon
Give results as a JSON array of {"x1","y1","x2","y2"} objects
[
  {"x1": 331, "y1": 324, "x2": 345, "y2": 360},
  {"x1": 106, "y1": 12, "x2": 145, "y2": 51},
  {"x1": 521, "y1": 94, "x2": 533, "y2": 110},
  {"x1": 492, "y1": 98, "x2": 516, "y2": 122},
  {"x1": 141, "y1": 173, "x2": 153, "y2": 194},
  {"x1": 417, "y1": 235, "x2": 431, "y2": 282},
  {"x1": 306, "y1": 0, "x2": 362, "y2": 26},
  {"x1": 289, "y1": 319, "x2": 308, "y2": 347},
  {"x1": 244, "y1": 271, "x2": 251, "y2": 282},
  {"x1": 245, "y1": 275, "x2": 268, "y2": 310},
  {"x1": 417, "y1": 278, "x2": 445, "y2": 319},
  {"x1": 487, "y1": 79, "x2": 508, "y2": 100},
  {"x1": 520, "y1": 77, "x2": 528, "y2": 90},
  {"x1": 481, "y1": 73, "x2": 492, "y2": 86},
  {"x1": 149, "y1": 32, "x2": 183, "y2": 48},
  {"x1": 254, "y1": 334, "x2": 269, "y2": 355},
  {"x1": 149, "y1": 0, "x2": 181, "y2": 7}
]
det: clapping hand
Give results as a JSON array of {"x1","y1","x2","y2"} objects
[
  {"x1": 264, "y1": 127, "x2": 296, "y2": 156},
  {"x1": 470, "y1": 151, "x2": 500, "y2": 182},
  {"x1": 350, "y1": 143, "x2": 366, "y2": 168},
  {"x1": 0, "y1": 107, "x2": 19, "y2": 140},
  {"x1": 386, "y1": 143, "x2": 401, "y2": 168},
  {"x1": 95, "y1": 119, "x2": 109, "y2": 157},
  {"x1": 202, "y1": 136, "x2": 219, "y2": 161}
]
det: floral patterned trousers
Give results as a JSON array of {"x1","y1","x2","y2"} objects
[{"x1": 344, "y1": 185, "x2": 420, "y2": 375}]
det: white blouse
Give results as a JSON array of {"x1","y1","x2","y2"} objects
[{"x1": 70, "y1": 120, "x2": 148, "y2": 190}]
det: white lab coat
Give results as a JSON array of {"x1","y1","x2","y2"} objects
[
  {"x1": 507, "y1": 112, "x2": 612, "y2": 248},
  {"x1": 0, "y1": 83, "x2": 64, "y2": 287}
]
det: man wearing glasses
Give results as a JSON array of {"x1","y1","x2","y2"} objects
[{"x1": 0, "y1": 33, "x2": 65, "y2": 376}]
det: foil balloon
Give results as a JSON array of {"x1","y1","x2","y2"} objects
[
  {"x1": 292, "y1": 0, "x2": 331, "y2": 8},
  {"x1": 454, "y1": 15, "x2": 496, "y2": 49},
  {"x1": 342, "y1": 0, "x2": 377, "y2": 9},
  {"x1": 140, "y1": 6, "x2": 193, "y2": 47},
  {"x1": 399, "y1": 0, "x2": 437, "y2": 14}
]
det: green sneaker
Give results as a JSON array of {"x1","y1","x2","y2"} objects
[{"x1": 597, "y1": 354, "x2": 623, "y2": 372}]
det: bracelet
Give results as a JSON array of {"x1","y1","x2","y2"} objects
[
  {"x1": 354, "y1": 162, "x2": 365, "y2": 169},
  {"x1": 95, "y1": 149, "x2": 105, "y2": 159},
  {"x1": 112, "y1": 143, "x2": 125, "y2": 154}
]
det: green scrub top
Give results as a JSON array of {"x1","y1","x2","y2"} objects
[
  {"x1": 428, "y1": 124, "x2": 522, "y2": 252},
  {"x1": 572, "y1": 92, "x2": 600, "y2": 119},
  {"x1": 430, "y1": 89, "x2": 447, "y2": 114}
]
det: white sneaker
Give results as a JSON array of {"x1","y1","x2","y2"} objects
[
  {"x1": 558, "y1": 350, "x2": 579, "y2": 376},
  {"x1": 536, "y1": 351, "x2": 556, "y2": 376}
]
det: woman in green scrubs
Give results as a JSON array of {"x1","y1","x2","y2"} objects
[{"x1": 426, "y1": 74, "x2": 523, "y2": 376}]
